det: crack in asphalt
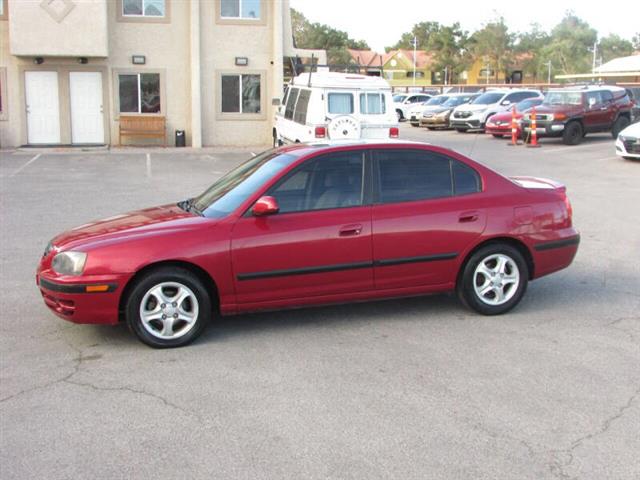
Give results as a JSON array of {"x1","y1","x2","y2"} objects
[
  {"x1": 1, "y1": 333, "x2": 201, "y2": 420},
  {"x1": 548, "y1": 386, "x2": 640, "y2": 479},
  {"x1": 605, "y1": 316, "x2": 639, "y2": 342}
]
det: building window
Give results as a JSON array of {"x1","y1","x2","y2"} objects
[
  {"x1": 328, "y1": 93, "x2": 354, "y2": 114},
  {"x1": 221, "y1": 74, "x2": 261, "y2": 114},
  {"x1": 0, "y1": 0, "x2": 7, "y2": 20},
  {"x1": 220, "y1": 0, "x2": 260, "y2": 19},
  {"x1": 118, "y1": 73, "x2": 161, "y2": 113},
  {"x1": 123, "y1": 0, "x2": 165, "y2": 17}
]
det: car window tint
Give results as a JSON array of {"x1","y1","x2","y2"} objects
[
  {"x1": 452, "y1": 161, "x2": 481, "y2": 195},
  {"x1": 376, "y1": 150, "x2": 453, "y2": 204},
  {"x1": 284, "y1": 88, "x2": 299, "y2": 120},
  {"x1": 293, "y1": 89, "x2": 311, "y2": 124},
  {"x1": 269, "y1": 151, "x2": 364, "y2": 213},
  {"x1": 601, "y1": 90, "x2": 613, "y2": 102},
  {"x1": 328, "y1": 93, "x2": 354, "y2": 114},
  {"x1": 586, "y1": 91, "x2": 603, "y2": 105}
]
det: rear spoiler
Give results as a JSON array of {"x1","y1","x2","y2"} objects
[{"x1": 510, "y1": 176, "x2": 566, "y2": 192}]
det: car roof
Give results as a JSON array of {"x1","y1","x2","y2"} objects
[
  {"x1": 276, "y1": 139, "x2": 431, "y2": 157},
  {"x1": 549, "y1": 85, "x2": 626, "y2": 93},
  {"x1": 291, "y1": 72, "x2": 391, "y2": 90}
]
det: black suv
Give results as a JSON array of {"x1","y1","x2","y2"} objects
[{"x1": 521, "y1": 86, "x2": 633, "y2": 145}]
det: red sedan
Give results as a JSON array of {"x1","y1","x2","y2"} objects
[
  {"x1": 37, "y1": 142, "x2": 579, "y2": 348},
  {"x1": 486, "y1": 97, "x2": 544, "y2": 138}
]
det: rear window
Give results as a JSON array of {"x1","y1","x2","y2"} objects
[
  {"x1": 359, "y1": 93, "x2": 386, "y2": 114},
  {"x1": 284, "y1": 88, "x2": 299, "y2": 120},
  {"x1": 425, "y1": 96, "x2": 449, "y2": 106},
  {"x1": 293, "y1": 89, "x2": 311, "y2": 124},
  {"x1": 393, "y1": 94, "x2": 407, "y2": 102},
  {"x1": 328, "y1": 93, "x2": 354, "y2": 114}
]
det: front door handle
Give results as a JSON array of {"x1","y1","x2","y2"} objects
[
  {"x1": 339, "y1": 224, "x2": 363, "y2": 236},
  {"x1": 459, "y1": 211, "x2": 479, "y2": 223}
]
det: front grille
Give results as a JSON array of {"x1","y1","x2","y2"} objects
[
  {"x1": 623, "y1": 139, "x2": 640, "y2": 153},
  {"x1": 524, "y1": 113, "x2": 553, "y2": 122},
  {"x1": 454, "y1": 111, "x2": 472, "y2": 119}
]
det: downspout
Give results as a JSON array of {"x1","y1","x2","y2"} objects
[{"x1": 190, "y1": 0, "x2": 202, "y2": 147}]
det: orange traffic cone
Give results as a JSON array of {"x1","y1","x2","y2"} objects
[
  {"x1": 527, "y1": 106, "x2": 540, "y2": 148},
  {"x1": 507, "y1": 105, "x2": 518, "y2": 146}
]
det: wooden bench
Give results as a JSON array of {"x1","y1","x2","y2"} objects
[{"x1": 118, "y1": 115, "x2": 166, "y2": 146}]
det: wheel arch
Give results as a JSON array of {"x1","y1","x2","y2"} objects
[
  {"x1": 456, "y1": 237, "x2": 535, "y2": 287},
  {"x1": 118, "y1": 260, "x2": 220, "y2": 322}
]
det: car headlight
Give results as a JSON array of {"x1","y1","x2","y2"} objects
[
  {"x1": 43, "y1": 242, "x2": 54, "y2": 258},
  {"x1": 52, "y1": 251, "x2": 87, "y2": 276}
]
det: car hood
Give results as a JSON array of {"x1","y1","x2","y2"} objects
[
  {"x1": 488, "y1": 111, "x2": 521, "y2": 122},
  {"x1": 533, "y1": 104, "x2": 583, "y2": 116},
  {"x1": 619, "y1": 121, "x2": 640, "y2": 138},
  {"x1": 51, "y1": 204, "x2": 210, "y2": 251},
  {"x1": 455, "y1": 103, "x2": 491, "y2": 113}
]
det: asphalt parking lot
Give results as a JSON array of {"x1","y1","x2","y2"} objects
[{"x1": 1, "y1": 126, "x2": 639, "y2": 479}]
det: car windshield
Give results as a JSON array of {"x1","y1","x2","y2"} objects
[
  {"x1": 544, "y1": 92, "x2": 583, "y2": 106},
  {"x1": 444, "y1": 96, "x2": 473, "y2": 107},
  {"x1": 192, "y1": 150, "x2": 298, "y2": 218},
  {"x1": 425, "y1": 96, "x2": 448, "y2": 106},
  {"x1": 516, "y1": 98, "x2": 542, "y2": 110},
  {"x1": 393, "y1": 94, "x2": 407, "y2": 103},
  {"x1": 472, "y1": 92, "x2": 504, "y2": 105}
]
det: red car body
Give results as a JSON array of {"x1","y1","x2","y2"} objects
[
  {"x1": 37, "y1": 142, "x2": 579, "y2": 331},
  {"x1": 485, "y1": 110, "x2": 524, "y2": 137}
]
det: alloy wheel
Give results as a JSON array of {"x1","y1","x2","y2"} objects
[{"x1": 139, "y1": 282, "x2": 199, "y2": 340}]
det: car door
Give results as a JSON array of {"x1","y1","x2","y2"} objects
[
  {"x1": 371, "y1": 148, "x2": 487, "y2": 290},
  {"x1": 583, "y1": 91, "x2": 607, "y2": 131},
  {"x1": 231, "y1": 149, "x2": 374, "y2": 305}
]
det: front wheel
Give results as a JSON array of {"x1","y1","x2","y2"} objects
[
  {"x1": 126, "y1": 267, "x2": 212, "y2": 348},
  {"x1": 457, "y1": 244, "x2": 529, "y2": 315},
  {"x1": 456, "y1": 127, "x2": 468, "y2": 133},
  {"x1": 562, "y1": 121, "x2": 583, "y2": 145},
  {"x1": 492, "y1": 134, "x2": 504, "y2": 138},
  {"x1": 396, "y1": 110, "x2": 404, "y2": 122}
]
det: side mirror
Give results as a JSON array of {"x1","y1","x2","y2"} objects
[
  {"x1": 588, "y1": 97, "x2": 597, "y2": 107},
  {"x1": 252, "y1": 196, "x2": 279, "y2": 216}
]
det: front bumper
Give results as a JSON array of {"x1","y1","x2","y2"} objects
[
  {"x1": 450, "y1": 118, "x2": 482, "y2": 129},
  {"x1": 521, "y1": 120, "x2": 566, "y2": 137},
  {"x1": 36, "y1": 272, "x2": 131, "y2": 324},
  {"x1": 485, "y1": 122, "x2": 516, "y2": 136},
  {"x1": 615, "y1": 136, "x2": 640, "y2": 159},
  {"x1": 420, "y1": 115, "x2": 450, "y2": 127}
]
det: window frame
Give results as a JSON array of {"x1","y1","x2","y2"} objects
[
  {"x1": 117, "y1": 72, "x2": 162, "y2": 115},
  {"x1": 216, "y1": 0, "x2": 267, "y2": 26},
  {"x1": 262, "y1": 150, "x2": 372, "y2": 215},
  {"x1": 117, "y1": 0, "x2": 170, "y2": 23},
  {"x1": 113, "y1": 69, "x2": 165, "y2": 118},
  {"x1": 327, "y1": 92, "x2": 355, "y2": 115},
  {"x1": 216, "y1": 70, "x2": 266, "y2": 120},
  {"x1": 0, "y1": 0, "x2": 8, "y2": 21},
  {"x1": 372, "y1": 149, "x2": 482, "y2": 205},
  {"x1": 359, "y1": 92, "x2": 386, "y2": 115},
  {"x1": 293, "y1": 89, "x2": 311, "y2": 124}
]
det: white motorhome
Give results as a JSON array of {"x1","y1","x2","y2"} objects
[{"x1": 274, "y1": 71, "x2": 398, "y2": 145}]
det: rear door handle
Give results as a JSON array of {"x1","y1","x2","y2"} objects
[
  {"x1": 459, "y1": 212, "x2": 479, "y2": 223},
  {"x1": 339, "y1": 224, "x2": 363, "y2": 236}
]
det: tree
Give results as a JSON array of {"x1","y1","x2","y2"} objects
[
  {"x1": 540, "y1": 12, "x2": 597, "y2": 75},
  {"x1": 387, "y1": 21, "x2": 442, "y2": 51},
  {"x1": 468, "y1": 17, "x2": 515, "y2": 82},
  {"x1": 426, "y1": 23, "x2": 469, "y2": 83},
  {"x1": 514, "y1": 24, "x2": 550, "y2": 81},
  {"x1": 598, "y1": 34, "x2": 634, "y2": 63},
  {"x1": 633, "y1": 33, "x2": 640, "y2": 51},
  {"x1": 290, "y1": 8, "x2": 370, "y2": 65}
]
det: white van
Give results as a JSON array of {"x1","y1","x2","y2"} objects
[{"x1": 274, "y1": 71, "x2": 398, "y2": 145}]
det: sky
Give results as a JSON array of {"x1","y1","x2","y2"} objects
[{"x1": 289, "y1": 0, "x2": 639, "y2": 53}]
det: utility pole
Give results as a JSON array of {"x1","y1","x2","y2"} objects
[
  {"x1": 412, "y1": 36, "x2": 417, "y2": 87},
  {"x1": 592, "y1": 41, "x2": 597, "y2": 73},
  {"x1": 444, "y1": 66, "x2": 448, "y2": 86},
  {"x1": 545, "y1": 61, "x2": 552, "y2": 84}
]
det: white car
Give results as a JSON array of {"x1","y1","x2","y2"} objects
[
  {"x1": 615, "y1": 121, "x2": 640, "y2": 160},
  {"x1": 392, "y1": 93, "x2": 432, "y2": 121},
  {"x1": 450, "y1": 89, "x2": 541, "y2": 132},
  {"x1": 274, "y1": 71, "x2": 399, "y2": 145}
]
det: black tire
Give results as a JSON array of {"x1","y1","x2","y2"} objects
[
  {"x1": 457, "y1": 243, "x2": 529, "y2": 315},
  {"x1": 492, "y1": 134, "x2": 504, "y2": 138},
  {"x1": 612, "y1": 116, "x2": 630, "y2": 139},
  {"x1": 410, "y1": 122, "x2": 419, "y2": 127},
  {"x1": 562, "y1": 121, "x2": 583, "y2": 145},
  {"x1": 427, "y1": 127, "x2": 436, "y2": 130},
  {"x1": 396, "y1": 110, "x2": 404, "y2": 121},
  {"x1": 126, "y1": 267, "x2": 212, "y2": 348},
  {"x1": 456, "y1": 127, "x2": 468, "y2": 133},
  {"x1": 623, "y1": 156, "x2": 638, "y2": 161}
]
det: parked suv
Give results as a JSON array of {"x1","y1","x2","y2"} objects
[
  {"x1": 450, "y1": 89, "x2": 541, "y2": 132},
  {"x1": 521, "y1": 86, "x2": 633, "y2": 145},
  {"x1": 393, "y1": 93, "x2": 432, "y2": 121}
]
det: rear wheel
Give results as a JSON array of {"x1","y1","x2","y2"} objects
[
  {"x1": 410, "y1": 122, "x2": 419, "y2": 127},
  {"x1": 457, "y1": 244, "x2": 528, "y2": 315},
  {"x1": 427, "y1": 127, "x2": 436, "y2": 130},
  {"x1": 126, "y1": 267, "x2": 212, "y2": 348},
  {"x1": 456, "y1": 127, "x2": 468, "y2": 133},
  {"x1": 396, "y1": 110, "x2": 404, "y2": 121},
  {"x1": 562, "y1": 121, "x2": 583, "y2": 145},
  {"x1": 612, "y1": 116, "x2": 630, "y2": 138}
]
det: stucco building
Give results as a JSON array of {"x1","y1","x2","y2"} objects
[{"x1": 0, "y1": 0, "x2": 321, "y2": 148}]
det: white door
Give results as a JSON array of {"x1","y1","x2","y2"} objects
[
  {"x1": 25, "y1": 71, "x2": 61, "y2": 144},
  {"x1": 70, "y1": 72, "x2": 104, "y2": 144}
]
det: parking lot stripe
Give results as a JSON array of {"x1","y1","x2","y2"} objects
[
  {"x1": 543, "y1": 143, "x2": 612, "y2": 154},
  {"x1": 10, "y1": 154, "x2": 41, "y2": 177},
  {"x1": 146, "y1": 153, "x2": 152, "y2": 178}
]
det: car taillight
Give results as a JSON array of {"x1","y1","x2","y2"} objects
[
  {"x1": 389, "y1": 127, "x2": 399, "y2": 138},
  {"x1": 554, "y1": 113, "x2": 567, "y2": 121},
  {"x1": 563, "y1": 194, "x2": 573, "y2": 226},
  {"x1": 314, "y1": 126, "x2": 326, "y2": 138}
]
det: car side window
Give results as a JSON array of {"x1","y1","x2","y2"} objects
[
  {"x1": 601, "y1": 90, "x2": 613, "y2": 102},
  {"x1": 375, "y1": 150, "x2": 453, "y2": 204},
  {"x1": 328, "y1": 93, "x2": 354, "y2": 114},
  {"x1": 268, "y1": 151, "x2": 364, "y2": 213},
  {"x1": 586, "y1": 91, "x2": 602, "y2": 106},
  {"x1": 284, "y1": 88, "x2": 299, "y2": 120},
  {"x1": 452, "y1": 161, "x2": 481, "y2": 195},
  {"x1": 293, "y1": 89, "x2": 311, "y2": 124}
]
